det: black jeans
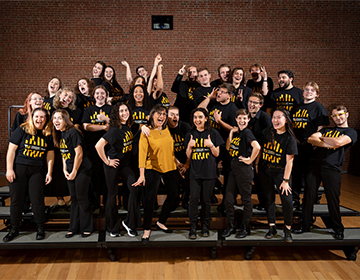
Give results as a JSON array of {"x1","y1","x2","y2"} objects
[
  {"x1": 9, "y1": 163, "x2": 45, "y2": 226},
  {"x1": 189, "y1": 178, "x2": 216, "y2": 225},
  {"x1": 258, "y1": 167, "x2": 293, "y2": 226},
  {"x1": 104, "y1": 164, "x2": 141, "y2": 233},
  {"x1": 225, "y1": 161, "x2": 253, "y2": 226},
  {"x1": 143, "y1": 169, "x2": 179, "y2": 230}
]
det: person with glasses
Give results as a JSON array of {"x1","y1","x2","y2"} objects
[
  {"x1": 290, "y1": 82, "x2": 329, "y2": 211},
  {"x1": 133, "y1": 104, "x2": 179, "y2": 243},
  {"x1": 294, "y1": 105, "x2": 357, "y2": 240}
]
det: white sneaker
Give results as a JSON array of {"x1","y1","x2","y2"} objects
[
  {"x1": 122, "y1": 220, "x2": 135, "y2": 237},
  {"x1": 109, "y1": 232, "x2": 120, "y2": 238}
]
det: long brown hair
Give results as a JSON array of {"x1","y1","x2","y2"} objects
[{"x1": 52, "y1": 109, "x2": 82, "y2": 148}]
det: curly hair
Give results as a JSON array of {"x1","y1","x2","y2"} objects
[
  {"x1": 109, "y1": 102, "x2": 133, "y2": 128},
  {"x1": 53, "y1": 87, "x2": 77, "y2": 111},
  {"x1": 128, "y1": 84, "x2": 153, "y2": 111},
  {"x1": 74, "y1": 77, "x2": 95, "y2": 97}
]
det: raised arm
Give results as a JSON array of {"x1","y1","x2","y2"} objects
[
  {"x1": 147, "y1": 54, "x2": 162, "y2": 94},
  {"x1": 121, "y1": 60, "x2": 133, "y2": 85}
]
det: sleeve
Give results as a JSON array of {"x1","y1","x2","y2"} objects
[
  {"x1": 192, "y1": 88, "x2": 204, "y2": 107},
  {"x1": 71, "y1": 129, "x2": 83, "y2": 148},
  {"x1": 138, "y1": 133, "x2": 149, "y2": 168},
  {"x1": 345, "y1": 129, "x2": 357, "y2": 145},
  {"x1": 212, "y1": 129, "x2": 225, "y2": 147},
  {"x1": 171, "y1": 74, "x2": 183, "y2": 94},
  {"x1": 101, "y1": 81, "x2": 111, "y2": 93},
  {"x1": 317, "y1": 104, "x2": 330, "y2": 127},
  {"x1": 227, "y1": 106, "x2": 238, "y2": 127},
  {"x1": 81, "y1": 107, "x2": 91, "y2": 124},
  {"x1": 11, "y1": 112, "x2": 26, "y2": 132},
  {"x1": 184, "y1": 131, "x2": 191, "y2": 148},
  {"x1": 102, "y1": 127, "x2": 116, "y2": 146},
  {"x1": 46, "y1": 135, "x2": 55, "y2": 151},
  {"x1": 9, "y1": 126, "x2": 25, "y2": 145},
  {"x1": 285, "y1": 134, "x2": 298, "y2": 155},
  {"x1": 245, "y1": 129, "x2": 257, "y2": 143}
]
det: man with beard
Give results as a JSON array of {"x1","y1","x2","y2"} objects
[
  {"x1": 294, "y1": 105, "x2": 357, "y2": 240},
  {"x1": 171, "y1": 65, "x2": 200, "y2": 123},
  {"x1": 247, "y1": 92, "x2": 272, "y2": 210},
  {"x1": 210, "y1": 64, "x2": 231, "y2": 88},
  {"x1": 268, "y1": 70, "x2": 303, "y2": 115},
  {"x1": 167, "y1": 106, "x2": 192, "y2": 208},
  {"x1": 246, "y1": 63, "x2": 274, "y2": 111}
]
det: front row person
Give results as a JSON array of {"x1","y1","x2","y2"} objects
[
  {"x1": 95, "y1": 103, "x2": 141, "y2": 237},
  {"x1": 295, "y1": 105, "x2": 357, "y2": 240},
  {"x1": 53, "y1": 109, "x2": 93, "y2": 238},
  {"x1": 256, "y1": 107, "x2": 298, "y2": 242},
  {"x1": 4, "y1": 108, "x2": 54, "y2": 242},
  {"x1": 133, "y1": 104, "x2": 179, "y2": 243},
  {"x1": 222, "y1": 109, "x2": 260, "y2": 238},
  {"x1": 185, "y1": 108, "x2": 224, "y2": 239}
]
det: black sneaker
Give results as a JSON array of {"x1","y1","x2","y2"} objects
[
  {"x1": 3, "y1": 226, "x2": 19, "y2": 242},
  {"x1": 265, "y1": 226, "x2": 277, "y2": 239},
  {"x1": 189, "y1": 223, "x2": 197, "y2": 239},
  {"x1": 222, "y1": 226, "x2": 236, "y2": 238},
  {"x1": 283, "y1": 226, "x2": 293, "y2": 243},
  {"x1": 36, "y1": 225, "x2": 45, "y2": 240},
  {"x1": 235, "y1": 228, "x2": 251, "y2": 238}
]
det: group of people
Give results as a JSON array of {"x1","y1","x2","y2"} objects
[{"x1": 4, "y1": 55, "x2": 357, "y2": 244}]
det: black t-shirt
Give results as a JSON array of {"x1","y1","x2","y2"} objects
[
  {"x1": 43, "y1": 96, "x2": 54, "y2": 111},
  {"x1": 132, "y1": 106, "x2": 150, "y2": 134},
  {"x1": 151, "y1": 92, "x2": 170, "y2": 108},
  {"x1": 10, "y1": 127, "x2": 54, "y2": 167},
  {"x1": 91, "y1": 77, "x2": 102, "y2": 86},
  {"x1": 60, "y1": 128, "x2": 91, "y2": 172},
  {"x1": 192, "y1": 86, "x2": 215, "y2": 107},
  {"x1": 230, "y1": 85, "x2": 252, "y2": 109},
  {"x1": 50, "y1": 106, "x2": 83, "y2": 125},
  {"x1": 310, "y1": 127, "x2": 357, "y2": 172},
  {"x1": 271, "y1": 86, "x2": 303, "y2": 112},
  {"x1": 209, "y1": 101, "x2": 237, "y2": 141},
  {"x1": 184, "y1": 128, "x2": 224, "y2": 180},
  {"x1": 75, "y1": 94, "x2": 95, "y2": 111},
  {"x1": 259, "y1": 127, "x2": 298, "y2": 170},
  {"x1": 11, "y1": 112, "x2": 28, "y2": 132},
  {"x1": 169, "y1": 121, "x2": 191, "y2": 164},
  {"x1": 82, "y1": 104, "x2": 113, "y2": 147},
  {"x1": 210, "y1": 78, "x2": 223, "y2": 88},
  {"x1": 248, "y1": 110, "x2": 272, "y2": 141},
  {"x1": 228, "y1": 128, "x2": 257, "y2": 159},
  {"x1": 102, "y1": 125, "x2": 133, "y2": 168},
  {"x1": 246, "y1": 77, "x2": 274, "y2": 111},
  {"x1": 175, "y1": 79, "x2": 201, "y2": 123},
  {"x1": 291, "y1": 101, "x2": 329, "y2": 144}
]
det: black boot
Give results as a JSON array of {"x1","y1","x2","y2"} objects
[
  {"x1": 235, "y1": 223, "x2": 251, "y2": 238},
  {"x1": 189, "y1": 222, "x2": 197, "y2": 239},
  {"x1": 222, "y1": 220, "x2": 236, "y2": 238},
  {"x1": 3, "y1": 225, "x2": 19, "y2": 242},
  {"x1": 201, "y1": 220, "x2": 210, "y2": 237},
  {"x1": 265, "y1": 225, "x2": 277, "y2": 239},
  {"x1": 283, "y1": 225, "x2": 292, "y2": 243},
  {"x1": 36, "y1": 224, "x2": 45, "y2": 240}
]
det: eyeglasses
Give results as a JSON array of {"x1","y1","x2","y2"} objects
[
  {"x1": 331, "y1": 112, "x2": 347, "y2": 118},
  {"x1": 31, "y1": 98, "x2": 44, "y2": 101},
  {"x1": 248, "y1": 100, "x2": 260, "y2": 105}
]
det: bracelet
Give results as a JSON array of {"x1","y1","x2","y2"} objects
[
  {"x1": 210, "y1": 145, "x2": 214, "y2": 149},
  {"x1": 283, "y1": 178, "x2": 289, "y2": 182},
  {"x1": 263, "y1": 80, "x2": 268, "y2": 82}
]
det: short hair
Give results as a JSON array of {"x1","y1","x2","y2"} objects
[
  {"x1": 198, "y1": 67, "x2": 209, "y2": 74},
  {"x1": 148, "y1": 104, "x2": 168, "y2": 129},
  {"x1": 217, "y1": 64, "x2": 231, "y2": 75},
  {"x1": 53, "y1": 87, "x2": 76, "y2": 111},
  {"x1": 109, "y1": 102, "x2": 133, "y2": 128},
  {"x1": 168, "y1": 105, "x2": 179, "y2": 112},
  {"x1": 236, "y1": 108, "x2": 250, "y2": 118},
  {"x1": 219, "y1": 83, "x2": 235, "y2": 96},
  {"x1": 187, "y1": 66, "x2": 197, "y2": 72},
  {"x1": 136, "y1": 65, "x2": 146, "y2": 75},
  {"x1": 278, "y1": 70, "x2": 294, "y2": 81},
  {"x1": 91, "y1": 85, "x2": 109, "y2": 99},
  {"x1": 249, "y1": 92, "x2": 264, "y2": 105},
  {"x1": 249, "y1": 63, "x2": 262, "y2": 72},
  {"x1": 190, "y1": 107, "x2": 211, "y2": 131},
  {"x1": 304, "y1": 82, "x2": 319, "y2": 95},
  {"x1": 230, "y1": 67, "x2": 245, "y2": 86},
  {"x1": 332, "y1": 105, "x2": 348, "y2": 113}
]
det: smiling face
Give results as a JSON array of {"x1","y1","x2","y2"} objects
[
  {"x1": 119, "y1": 104, "x2": 130, "y2": 124},
  {"x1": 250, "y1": 67, "x2": 261, "y2": 80},
  {"x1": 187, "y1": 66, "x2": 198, "y2": 82},
  {"x1": 303, "y1": 85, "x2": 318, "y2": 103},
  {"x1": 247, "y1": 96, "x2": 262, "y2": 115},
  {"x1": 48, "y1": 78, "x2": 60, "y2": 96},
  {"x1": 152, "y1": 110, "x2": 167, "y2": 129},
  {"x1": 236, "y1": 114, "x2": 250, "y2": 130},
  {"x1": 331, "y1": 109, "x2": 348, "y2": 127},
  {"x1": 52, "y1": 112, "x2": 66, "y2": 131},
  {"x1": 33, "y1": 110, "x2": 47, "y2": 130},
  {"x1": 167, "y1": 108, "x2": 179, "y2": 128},
  {"x1": 104, "y1": 67, "x2": 114, "y2": 81},
  {"x1": 133, "y1": 86, "x2": 144, "y2": 105},
  {"x1": 232, "y1": 69, "x2": 244, "y2": 85},
  {"x1": 59, "y1": 90, "x2": 74, "y2": 108},
  {"x1": 137, "y1": 67, "x2": 148, "y2": 78},
  {"x1": 278, "y1": 73, "x2": 292, "y2": 89},
  {"x1": 30, "y1": 93, "x2": 44, "y2": 110},
  {"x1": 94, "y1": 88, "x2": 107, "y2": 106},
  {"x1": 272, "y1": 110, "x2": 287, "y2": 132},
  {"x1": 198, "y1": 70, "x2": 211, "y2": 86},
  {"x1": 78, "y1": 79, "x2": 89, "y2": 96},
  {"x1": 93, "y1": 63, "x2": 103, "y2": 78},
  {"x1": 219, "y1": 66, "x2": 230, "y2": 82},
  {"x1": 193, "y1": 110, "x2": 207, "y2": 131}
]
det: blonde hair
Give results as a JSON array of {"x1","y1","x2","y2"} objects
[
  {"x1": 21, "y1": 108, "x2": 52, "y2": 136},
  {"x1": 53, "y1": 87, "x2": 77, "y2": 111}
]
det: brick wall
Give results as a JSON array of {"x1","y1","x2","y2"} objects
[{"x1": 1, "y1": 0, "x2": 359, "y2": 172}]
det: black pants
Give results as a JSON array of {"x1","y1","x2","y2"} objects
[
  {"x1": 104, "y1": 163, "x2": 141, "y2": 233},
  {"x1": 303, "y1": 165, "x2": 343, "y2": 233},
  {"x1": 258, "y1": 167, "x2": 293, "y2": 226},
  {"x1": 67, "y1": 166, "x2": 93, "y2": 233},
  {"x1": 143, "y1": 169, "x2": 179, "y2": 230},
  {"x1": 225, "y1": 161, "x2": 253, "y2": 226},
  {"x1": 189, "y1": 178, "x2": 216, "y2": 225},
  {"x1": 88, "y1": 149, "x2": 107, "y2": 207},
  {"x1": 9, "y1": 163, "x2": 45, "y2": 226}
]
